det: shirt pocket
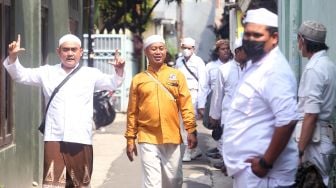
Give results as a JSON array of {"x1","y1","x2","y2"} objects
[{"x1": 230, "y1": 83, "x2": 255, "y2": 115}]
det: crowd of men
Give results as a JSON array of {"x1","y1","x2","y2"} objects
[{"x1": 3, "y1": 6, "x2": 336, "y2": 188}]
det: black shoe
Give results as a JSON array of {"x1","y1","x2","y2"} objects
[
  {"x1": 213, "y1": 162, "x2": 225, "y2": 169},
  {"x1": 206, "y1": 152, "x2": 222, "y2": 159},
  {"x1": 206, "y1": 147, "x2": 219, "y2": 154}
]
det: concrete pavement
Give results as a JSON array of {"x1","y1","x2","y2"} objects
[{"x1": 91, "y1": 113, "x2": 233, "y2": 188}]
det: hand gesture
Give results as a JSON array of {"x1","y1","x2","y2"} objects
[
  {"x1": 8, "y1": 34, "x2": 25, "y2": 64},
  {"x1": 108, "y1": 49, "x2": 125, "y2": 76},
  {"x1": 126, "y1": 142, "x2": 138, "y2": 162}
]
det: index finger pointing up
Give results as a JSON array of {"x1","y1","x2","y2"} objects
[
  {"x1": 17, "y1": 34, "x2": 21, "y2": 47},
  {"x1": 114, "y1": 49, "x2": 120, "y2": 58}
]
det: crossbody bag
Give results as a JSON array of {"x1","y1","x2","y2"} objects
[
  {"x1": 182, "y1": 58, "x2": 198, "y2": 82},
  {"x1": 38, "y1": 64, "x2": 82, "y2": 134},
  {"x1": 145, "y1": 71, "x2": 175, "y2": 101}
]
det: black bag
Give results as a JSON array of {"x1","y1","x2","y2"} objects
[
  {"x1": 38, "y1": 119, "x2": 46, "y2": 134},
  {"x1": 93, "y1": 90, "x2": 116, "y2": 129},
  {"x1": 203, "y1": 92, "x2": 213, "y2": 129},
  {"x1": 294, "y1": 161, "x2": 326, "y2": 188},
  {"x1": 212, "y1": 125, "x2": 223, "y2": 141}
]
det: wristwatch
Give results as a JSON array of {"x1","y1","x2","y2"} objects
[
  {"x1": 299, "y1": 150, "x2": 304, "y2": 158},
  {"x1": 259, "y1": 157, "x2": 273, "y2": 169}
]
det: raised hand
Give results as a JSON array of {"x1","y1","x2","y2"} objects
[
  {"x1": 108, "y1": 49, "x2": 125, "y2": 77},
  {"x1": 8, "y1": 34, "x2": 25, "y2": 64}
]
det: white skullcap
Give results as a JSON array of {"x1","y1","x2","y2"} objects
[
  {"x1": 234, "y1": 37, "x2": 243, "y2": 50},
  {"x1": 59, "y1": 34, "x2": 81, "y2": 47},
  {"x1": 143, "y1": 35, "x2": 165, "y2": 49},
  {"x1": 244, "y1": 8, "x2": 278, "y2": 27},
  {"x1": 181, "y1": 37, "x2": 195, "y2": 47}
]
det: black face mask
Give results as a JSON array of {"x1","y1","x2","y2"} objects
[{"x1": 242, "y1": 39, "x2": 266, "y2": 62}]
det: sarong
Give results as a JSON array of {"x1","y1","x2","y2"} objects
[{"x1": 42, "y1": 141, "x2": 93, "y2": 188}]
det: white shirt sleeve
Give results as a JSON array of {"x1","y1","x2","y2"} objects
[
  {"x1": 3, "y1": 57, "x2": 43, "y2": 87},
  {"x1": 197, "y1": 59, "x2": 207, "y2": 108},
  {"x1": 263, "y1": 71, "x2": 298, "y2": 127},
  {"x1": 209, "y1": 69, "x2": 225, "y2": 120},
  {"x1": 94, "y1": 68, "x2": 124, "y2": 91}
]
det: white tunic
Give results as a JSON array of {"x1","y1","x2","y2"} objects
[
  {"x1": 175, "y1": 54, "x2": 206, "y2": 109},
  {"x1": 297, "y1": 50, "x2": 336, "y2": 185},
  {"x1": 3, "y1": 58, "x2": 123, "y2": 145},
  {"x1": 223, "y1": 47, "x2": 298, "y2": 184},
  {"x1": 297, "y1": 50, "x2": 336, "y2": 121},
  {"x1": 199, "y1": 59, "x2": 224, "y2": 108},
  {"x1": 209, "y1": 59, "x2": 242, "y2": 122}
]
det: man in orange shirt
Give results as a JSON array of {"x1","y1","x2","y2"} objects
[{"x1": 125, "y1": 35, "x2": 198, "y2": 188}]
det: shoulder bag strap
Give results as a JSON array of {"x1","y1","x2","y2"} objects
[
  {"x1": 145, "y1": 71, "x2": 175, "y2": 101},
  {"x1": 44, "y1": 64, "x2": 82, "y2": 115},
  {"x1": 182, "y1": 58, "x2": 198, "y2": 82}
]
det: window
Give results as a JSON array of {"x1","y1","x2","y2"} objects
[{"x1": 0, "y1": 0, "x2": 13, "y2": 147}]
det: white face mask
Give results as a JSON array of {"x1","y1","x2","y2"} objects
[{"x1": 182, "y1": 49, "x2": 192, "y2": 58}]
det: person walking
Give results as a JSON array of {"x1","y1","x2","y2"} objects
[
  {"x1": 200, "y1": 39, "x2": 232, "y2": 131},
  {"x1": 209, "y1": 37, "x2": 247, "y2": 172},
  {"x1": 296, "y1": 20, "x2": 336, "y2": 186},
  {"x1": 222, "y1": 8, "x2": 298, "y2": 187},
  {"x1": 125, "y1": 35, "x2": 198, "y2": 188},
  {"x1": 175, "y1": 37, "x2": 205, "y2": 162},
  {"x1": 3, "y1": 34, "x2": 125, "y2": 187}
]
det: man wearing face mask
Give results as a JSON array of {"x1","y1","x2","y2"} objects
[
  {"x1": 175, "y1": 37, "x2": 206, "y2": 162},
  {"x1": 222, "y1": 8, "x2": 298, "y2": 187},
  {"x1": 296, "y1": 21, "x2": 336, "y2": 186}
]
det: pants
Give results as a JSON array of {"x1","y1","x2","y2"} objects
[
  {"x1": 303, "y1": 128, "x2": 336, "y2": 186},
  {"x1": 139, "y1": 143, "x2": 183, "y2": 188},
  {"x1": 233, "y1": 167, "x2": 295, "y2": 188},
  {"x1": 43, "y1": 141, "x2": 93, "y2": 188}
]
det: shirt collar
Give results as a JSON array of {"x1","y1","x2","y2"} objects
[
  {"x1": 147, "y1": 63, "x2": 168, "y2": 73},
  {"x1": 309, "y1": 50, "x2": 327, "y2": 63}
]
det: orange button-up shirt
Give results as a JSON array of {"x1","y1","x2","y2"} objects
[{"x1": 125, "y1": 64, "x2": 196, "y2": 145}]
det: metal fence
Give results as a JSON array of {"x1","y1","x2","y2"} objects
[{"x1": 83, "y1": 34, "x2": 135, "y2": 112}]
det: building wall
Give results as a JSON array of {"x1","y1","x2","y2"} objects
[
  {"x1": 183, "y1": 0, "x2": 216, "y2": 62},
  {"x1": 279, "y1": 0, "x2": 336, "y2": 80},
  {"x1": 279, "y1": 0, "x2": 336, "y2": 122},
  {"x1": 0, "y1": 0, "x2": 84, "y2": 187}
]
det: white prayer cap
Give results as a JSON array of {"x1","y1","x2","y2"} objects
[
  {"x1": 181, "y1": 37, "x2": 195, "y2": 47},
  {"x1": 59, "y1": 34, "x2": 81, "y2": 47},
  {"x1": 233, "y1": 37, "x2": 243, "y2": 50},
  {"x1": 243, "y1": 8, "x2": 278, "y2": 27},
  {"x1": 143, "y1": 35, "x2": 165, "y2": 49}
]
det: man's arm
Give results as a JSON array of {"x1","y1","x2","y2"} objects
[
  {"x1": 298, "y1": 113, "x2": 318, "y2": 157},
  {"x1": 125, "y1": 80, "x2": 139, "y2": 162},
  {"x1": 8, "y1": 34, "x2": 25, "y2": 64},
  {"x1": 246, "y1": 70, "x2": 298, "y2": 177},
  {"x1": 196, "y1": 59, "x2": 207, "y2": 114},
  {"x1": 246, "y1": 120, "x2": 297, "y2": 177},
  {"x1": 177, "y1": 72, "x2": 197, "y2": 148}
]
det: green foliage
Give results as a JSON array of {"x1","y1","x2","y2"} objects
[
  {"x1": 95, "y1": 0, "x2": 155, "y2": 34},
  {"x1": 95, "y1": 0, "x2": 192, "y2": 34}
]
